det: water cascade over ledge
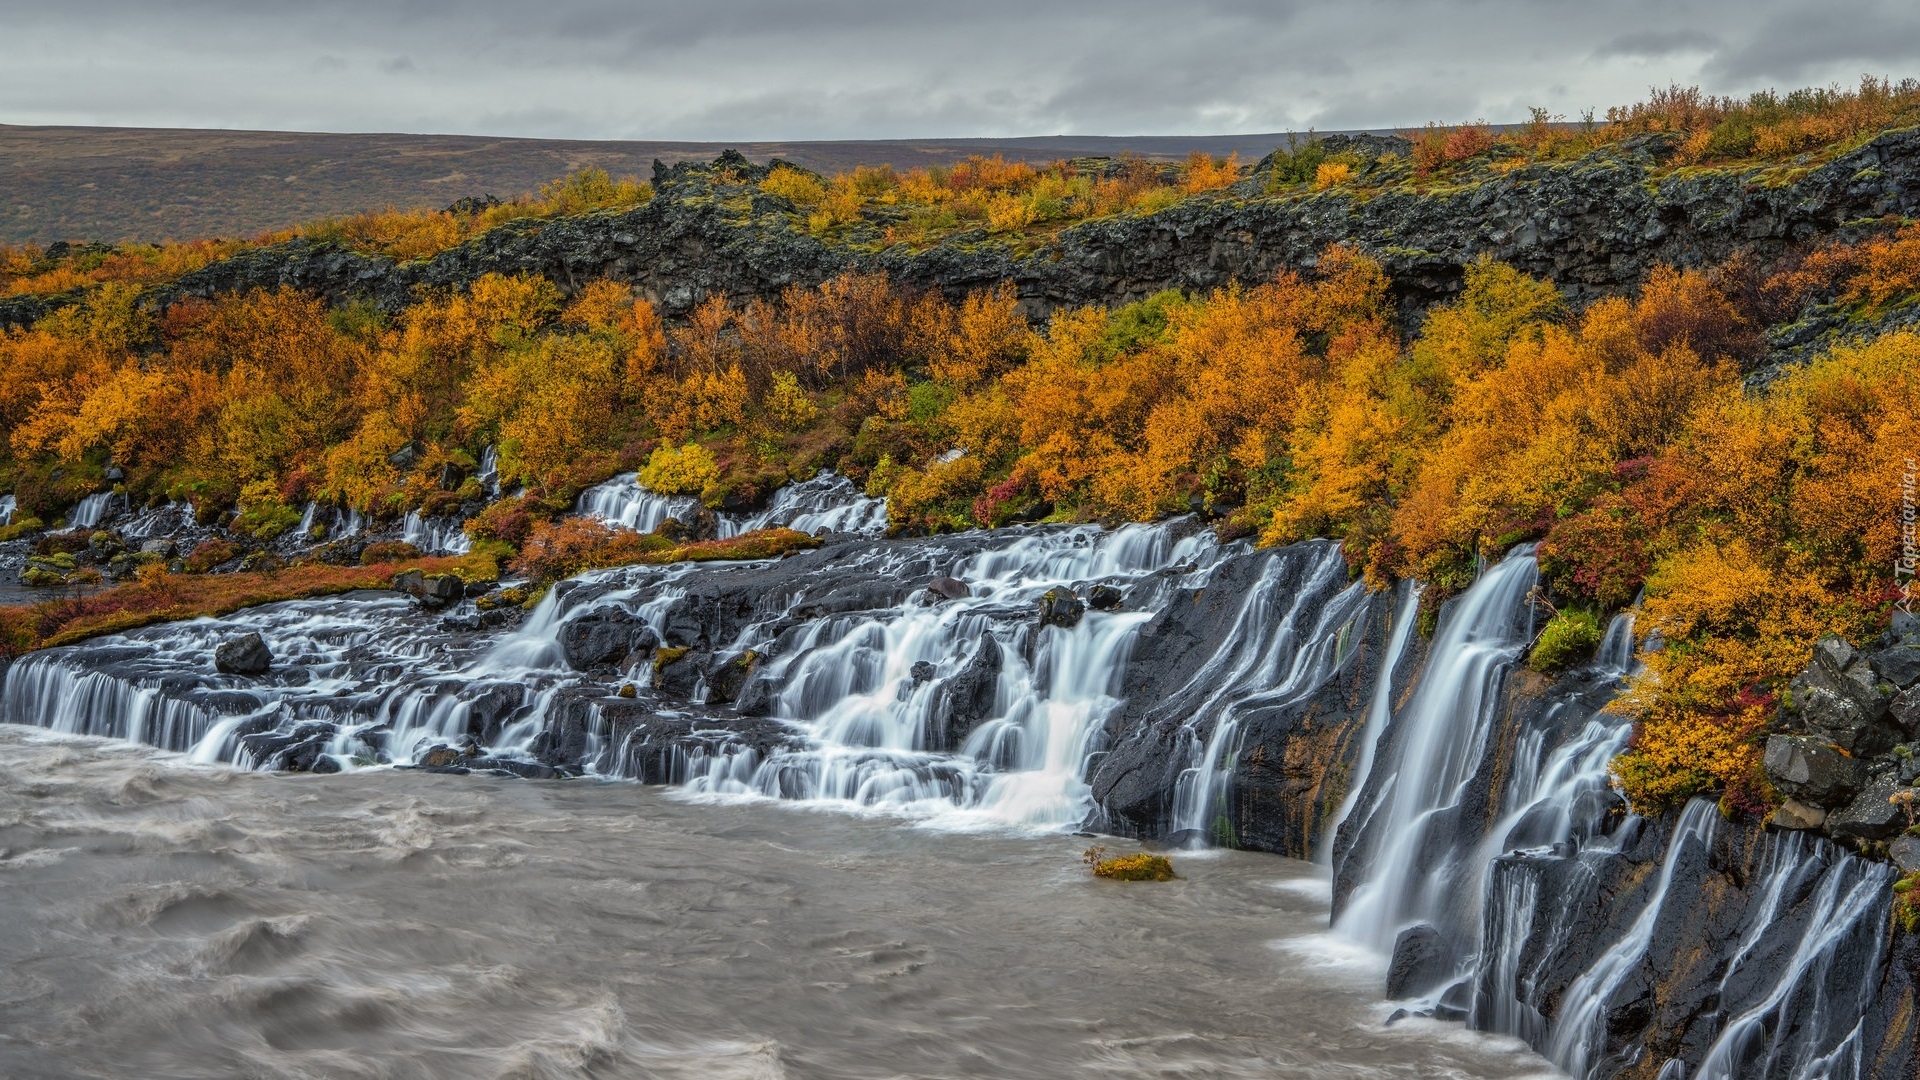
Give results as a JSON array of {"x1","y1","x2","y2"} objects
[{"x1": 1, "y1": 476, "x2": 1912, "y2": 1079}]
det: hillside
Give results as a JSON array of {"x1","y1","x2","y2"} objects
[{"x1": 0, "y1": 124, "x2": 1309, "y2": 245}]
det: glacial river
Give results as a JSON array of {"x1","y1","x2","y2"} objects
[{"x1": 0, "y1": 726, "x2": 1561, "y2": 1080}]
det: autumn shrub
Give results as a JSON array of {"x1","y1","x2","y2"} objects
[
  {"x1": 1314, "y1": 161, "x2": 1354, "y2": 190},
  {"x1": 464, "y1": 493, "x2": 544, "y2": 549},
  {"x1": 359, "y1": 541, "x2": 422, "y2": 565},
  {"x1": 759, "y1": 165, "x2": 828, "y2": 207},
  {"x1": 183, "y1": 538, "x2": 244, "y2": 573},
  {"x1": 639, "y1": 442, "x2": 721, "y2": 497},
  {"x1": 1529, "y1": 608, "x2": 1602, "y2": 672}
]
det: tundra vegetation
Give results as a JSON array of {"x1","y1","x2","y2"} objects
[{"x1": 2, "y1": 79, "x2": 1919, "y2": 819}]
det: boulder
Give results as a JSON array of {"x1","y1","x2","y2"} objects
[
  {"x1": 1385, "y1": 923, "x2": 1455, "y2": 1000},
  {"x1": 1763, "y1": 735, "x2": 1865, "y2": 808},
  {"x1": 933, "y1": 635, "x2": 1002, "y2": 751},
  {"x1": 925, "y1": 576, "x2": 972, "y2": 601},
  {"x1": 1828, "y1": 773, "x2": 1908, "y2": 841},
  {"x1": 214, "y1": 632, "x2": 274, "y2": 676},
  {"x1": 1088, "y1": 584, "x2": 1125, "y2": 611},
  {"x1": 734, "y1": 676, "x2": 780, "y2": 717},
  {"x1": 1893, "y1": 833, "x2": 1920, "y2": 875},
  {"x1": 705, "y1": 650, "x2": 760, "y2": 706},
  {"x1": 1038, "y1": 587, "x2": 1085, "y2": 629},
  {"x1": 559, "y1": 610, "x2": 658, "y2": 671},
  {"x1": 690, "y1": 508, "x2": 721, "y2": 542},
  {"x1": 418, "y1": 574, "x2": 464, "y2": 609},
  {"x1": 1770, "y1": 799, "x2": 1828, "y2": 832},
  {"x1": 387, "y1": 442, "x2": 421, "y2": 470},
  {"x1": 652, "y1": 648, "x2": 707, "y2": 699},
  {"x1": 910, "y1": 660, "x2": 936, "y2": 685},
  {"x1": 139, "y1": 538, "x2": 175, "y2": 557},
  {"x1": 1870, "y1": 644, "x2": 1920, "y2": 690}
]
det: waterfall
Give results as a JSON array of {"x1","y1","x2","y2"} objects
[
  {"x1": 678, "y1": 522, "x2": 1221, "y2": 828},
  {"x1": 577, "y1": 471, "x2": 887, "y2": 537},
  {"x1": 1335, "y1": 546, "x2": 1541, "y2": 950},
  {"x1": 1160, "y1": 541, "x2": 1369, "y2": 846},
  {"x1": 1543, "y1": 800, "x2": 1721, "y2": 1077},
  {"x1": 1690, "y1": 834, "x2": 1892, "y2": 1080},
  {"x1": 1322, "y1": 581, "x2": 1421, "y2": 857},
  {"x1": 576, "y1": 473, "x2": 701, "y2": 533},
  {"x1": 69, "y1": 492, "x2": 124, "y2": 529},
  {"x1": 722, "y1": 472, "x2": 888, "y2": 537},
  {"x1": 0, "y1": 493, "x2": 15, "y2": 526},
  {"x1": 477, "y1": 445, "x2": 500, "y2": 496},
  {"x1": 402, "y1": 510, "x2": 471, "y2": 554}
]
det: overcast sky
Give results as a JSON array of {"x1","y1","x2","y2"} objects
[{"x1": 4, "y1": 0, "x2": 1918, "y2": 140}]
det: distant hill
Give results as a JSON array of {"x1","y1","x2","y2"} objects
[{"x1": 0, "y1": 125, "x2": 1337, "y2": 245}]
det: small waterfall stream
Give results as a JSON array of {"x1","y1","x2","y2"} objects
[
  {"x1": 68, "y1": 491, "x2": 126, "y2": 529},
  {"x1": 576, "y1": 471, "x2": 888, "y2": 537},
  {"x1": 0, "y1": 493, "x2": 15, "y2": 526},
  {"x1": 1335, "y1": 546, "x2": 1541, "y2": 951}
]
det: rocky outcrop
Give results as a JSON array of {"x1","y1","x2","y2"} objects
[
  {"x1": 1762, "y1": 626, "x2": 1920, "y2": 845},
  {"x1": 213, "y1": 632, "x2": 273, "y2": 675},
  {"x1": 12, "y1": 130, "x2": 1920, "y2": 360}
]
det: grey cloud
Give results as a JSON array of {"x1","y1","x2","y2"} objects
[
  {"x1": 1593, "y1": 29, "x2": 1720, "y2": 61},
  {"x1": 1, "y1": 0, "x2": 1917, "y2": 140}
]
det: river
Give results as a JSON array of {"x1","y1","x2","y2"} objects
[{"x1": 0, "y1": 726, "x2": 1561, "y2": 1080}]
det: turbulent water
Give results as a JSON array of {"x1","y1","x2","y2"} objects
[{"x1": 0, "y1": 727, "x2": 1563, "y2": 1080}]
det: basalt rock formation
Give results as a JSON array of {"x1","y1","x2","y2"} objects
[{"x1": 9, "y1": 130, "x2": 1920, "y2": 360}]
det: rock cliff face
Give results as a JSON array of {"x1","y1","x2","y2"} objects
[{"x1": 9, "y1": 130, "x2": 1919, "y2": 345}]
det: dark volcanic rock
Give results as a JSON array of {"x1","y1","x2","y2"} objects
[
  {"x1": 1763, "y1": 735, "x2": 1866, "y2": 808},
  {"x1": 559, "y1": 609, "x2": 658, "y2": 671},
  {"x1": 931, "y1": 635, "x2": 1002, "y2": 752},
  {"x1": 1037, "y1": 587, "x2": 1085, "y2": 629},
  {"x1": 653, "y1": 649, "x2": 709, "y2": 699},
  {"x1": 1871, "y1": 643, "x2": 1920, "y2": 691},
  {"x1": 1829, "y1": 773, "x2": 1907, "y2": 841},
  {"x1": 925, "y1": 576, "x2": 971, "y2": 601},
  {"x1": 1790, "y1": 635, "x2": 1896, "y2": 755},
  {"x1": 213, "y1": 632, "x2": 273, "y2": 675},
  {"x1": 1386, "y1": 923, "x2": 1455, "y2": 1000},
  {"x1": 705, "y1": 650, "x2": 760, "y2": 706},
  {"x1": 1088, "y1": 584, "x2": 1125, "y2": 611}
]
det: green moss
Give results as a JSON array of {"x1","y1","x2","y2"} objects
[
  {"x1": 1530, "y1": 608, "x2": 1603, "y2": 672},
  {"x1": 653, "y1": 646, "x2": 691, "y2": 672}
]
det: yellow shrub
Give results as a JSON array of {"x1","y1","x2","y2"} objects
[
  {"x1": 639, "y1": 442, "x2": 720, "y2": 496},
  {"x1": 1313, "y1": 161, "x2": 1354, "y2": 189}
]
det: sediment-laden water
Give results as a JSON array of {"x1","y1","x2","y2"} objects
[{"x1": 0, "y1": 726, "x2": 1561, "y2": 1080}]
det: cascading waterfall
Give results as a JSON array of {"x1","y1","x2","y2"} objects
[
  {"x1": 5, "y1": 472, "x2": 1911, "y2": 1080},
  {"x1": 477, "y1": 445, "x2": 500, "y2": 496},
  {"x1": 402, "y1": 510, "x2": 472, "y2": 554},
  {"x1": 1543, "y1": 801, "x2": 1721, "y2": 1078},
  {"x1": 576, "y1": 470, "x2": 887, "y2": 537},
  {"x1": 1335, "y1": 546, "x2": 1541, "y2": 950},
  {"x1": 576, "y1": 473, "x2": 702, "y2": 533},
  {"x1": 1161, "y1": 541, "x2": 1369, "y2": 846},
  {"x1": 297, "y1": 501, "x2": 365, "y2": 539},
  {"x1": 678, "y1": 523, "x2": 1221, "y2": 828},
  {"x1": 0, "y1": 493, "x2": 15, "y2": 526},
  {"x1": 1322, "y1": 581, "x2": 1420, "y2": 857},
  {"x1": 722, "y1": 472, "x2": 889, "y2": 537},
  {"x1": 68, "y1": 491, "x2": 125, "y2": 529}
]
